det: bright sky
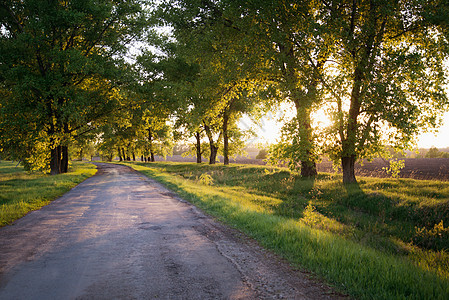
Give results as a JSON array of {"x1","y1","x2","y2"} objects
[
  {"x1": 417, "y1": 112, "x2": 449, "y2": 148},
  {"x1": 243, "y1": 62, "x2": 449, "y2": 150},
  {"x1": 241, "y1": 110, "x2": 449, "y2": 150}
]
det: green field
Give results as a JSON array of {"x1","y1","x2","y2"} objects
[
  {"x1": 124, "y1": 161, "x2": 449, "y2": 300},
  {"x1": 0, "y1": 160, "x2": 97, "y2": 226}
]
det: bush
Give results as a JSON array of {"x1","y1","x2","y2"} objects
[
  {"x1": 256, "y1": 149, "x2": 268, "y2": 159},
  {"x1": 414, "y1": 220, "x2": 449, "y2": 251}
]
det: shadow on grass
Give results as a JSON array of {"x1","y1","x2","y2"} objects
[
  {"x1": 130, "y1": 162, "x2": 449, "y2": 299},
  {"x1": 132, "y1": 162, "x2": 449, "y2": 252},
  {"x1": 272, "y1": 174, "x2": 317, "y2": 219}
]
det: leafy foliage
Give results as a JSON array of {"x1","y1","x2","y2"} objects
[
  {"x1": 414, "y1": 220, "x2": 449, "y2": 251},
  {"x1": 425, "y1": 146, "x2": 449, "y2": 158},
  {"x1": 0, "y1": 0, "x2": 149, "y2": 173},
  {"x1": 383, "y1": 159, "x2": 405, "y2": 179},
  {"x1": 318, "y1": 0, "x2": 449, "y2": 183},
  {"x1": 2, "y1": 0, "x2": 449, "y2": 183}
]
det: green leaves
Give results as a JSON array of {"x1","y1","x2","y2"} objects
[
  {"x1": 0, "y1": 0, "x2": 150, "y2": 173},
  {"x1": 2, "y1": 0, "x2": 448, "y2": 180}
]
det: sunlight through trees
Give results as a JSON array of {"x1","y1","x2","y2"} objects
[{"x1": 1, "y1": 0, "x2": 448, "y2": 184}]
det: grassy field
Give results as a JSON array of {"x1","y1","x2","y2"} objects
[
  {"x1": 0, "y1": 160, "x2": 97, "y2": 226},
  {"x1": 123, "y1": 161, "x2": 449, "y2": 300}
]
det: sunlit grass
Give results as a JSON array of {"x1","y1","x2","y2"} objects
[
  {"x1": 0, "y1": 161, "x2": 97, "y2": 226},
  {"x1": 124, "y1": 161, "x2": 449, "y2": 299}
]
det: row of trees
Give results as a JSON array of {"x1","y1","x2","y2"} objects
[
  {"x1": 1, "y1": 0, "x2": 448, "y2": 184},
  {"x1": 425, "y1": 146, "x2": 449, "y2": 158},
  {"x1": 152, "y1": 0, "x2": 449, "y2": 183},
  {"x1": 0, "y1": 0, "x2": 150, "y2": 174}
]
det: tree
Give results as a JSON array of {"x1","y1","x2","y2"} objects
[
  {"x1": 142, "y1": 109, "x2": 173, "y2": 162},
  {"x1": 288, "y1": 2, "x2": 328, "y2": 175},
  {"x1": 320, "y1": 0, "x2": 448, "y2": 183},
  {"x1": 186, "y1": 0, "x2": 329, "y2": 175},
  {"x1": 174, "y1": 118, "x2": 205, "y2": 163},
  {"x1": 0, "y1": 0, "x2": 147, "y2": 174},
  {"x1": 256, "y1": 149, "x2": 268, "y2": 160},
  {"x1": 158, "y1": 0, "x2": 266, "y2": 165},
  {"x1": 424, "y1": 146, "x2": 449, "y2": 158},
  {"x1": 70, "y1": 132, "x2": 97, "y2": 161},
  {"x1": 255, "y1": 1, "x2": 328, "y2": 177}
]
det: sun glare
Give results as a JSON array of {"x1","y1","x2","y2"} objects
[
  {"x1": 417, "y1": 111, "x2": 449, "y2": 148},
  {"x1": 242, "y1": 107, "x2": 449, "y2": 149}
]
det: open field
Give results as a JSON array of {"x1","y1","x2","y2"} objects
[
  {"x1": 0, "y1": 161, "x2": 97, "y2": 226},
  {"x1": 155, "y1": 155, "x2": 449, "y2": 181},
  {"x1": 124, "y1": 161, "x2": 449, "y2": 299},
  {"x1": 318, "y1": 157, "x2": 449, "y2": 181}
]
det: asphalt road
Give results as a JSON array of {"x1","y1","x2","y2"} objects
[{"x1": 0, "y1": 163, "x2": 340, "y2": 299}]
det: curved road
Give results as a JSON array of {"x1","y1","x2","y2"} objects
[{"x1": 0, "y1": 163, "x2": 340, "y2": 299}]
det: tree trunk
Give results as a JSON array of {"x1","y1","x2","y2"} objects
[
  {"x1": 281, "y1": 41, "x2": 318, "y2": 178},
  {"x1": 341, "y1": 66, "x2": 364, "y2": 184},
  {"x1": 48, "y1": 121, "x2": 61, "y2": 175},
  {"x1": 61, "y1": 146, "x2": 68, "y2": 173},
  {"x1": 148, "y1": 127, "x2": 155, "y2": 162},
  {"x1": 340, "y1": 10, "x2": 380, "y2": 184},
  {"x1": 121, "y1": 148, "x2": 126, "y2": 162},
  {"x1": 293, "y1": 101, "x2": 317, "y2": 177},
  {"x1": 301, "y1": 160, "x2": 317, "y2": 177},
  {"x1": 60, "y1": 123, "x2": 69, "y2": 173},
  {"x1": 299, "y1": 111, "x2": 317, "y2": 177},
  {"x1": 132, "y1": 152, "x2": 136, "y2": 161},
  {"x1": 126, "y1": 144, "x2": 131, "y2": 161},
  {"x1": 203, "y1": 123, "x2": 218, "y2": 165},
  {"x1": 223, "y1": 112, "x2": 229, "y2": 165},
  {"x1": 209, "y1": 144, "x2": 218, "y2": 164},
  {"x1": 50, "y1": 145, "x2": 61, "y2": 175},
  {"x1": 118, "y1": 148, "x2": 123, "y2": 161},
  {"x1": 342, "y1": 155, "x2": 357, "y2": 184},
  {"x1": 195, "y1": 131, "x2": 202, "y2": 163}
]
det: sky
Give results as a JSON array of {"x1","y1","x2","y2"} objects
[
  {"x1": 242, "y1": 110, "x2": 449, "y2": 150},
  {"x1": 245, "y1": 83, "x2": 449, "y2": 150},
  {"x1": 417, "y1": 112, "x2": 449, "y2": 148}
]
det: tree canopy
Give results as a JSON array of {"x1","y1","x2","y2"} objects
[
  {"x1": 0, "y1": 0, "x2": 448, "y2": 185},
  {"x1": 0, "y1": 0, "x2": 148, "y2": 173}
]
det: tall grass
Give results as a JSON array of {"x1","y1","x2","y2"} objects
[
  {"x1": 0, "y1": 161, "x2": 97, "y2": 226},
  {"x1": 125, "y1": 161, "x2": 449, "y2": 299}
]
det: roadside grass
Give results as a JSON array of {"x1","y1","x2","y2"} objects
[
  {"x1": 0, "y1": 160, "x2": 97, "y2": 226},
  {"x1": 123, "y1": 161, "x2": 449, "y2": 299}
]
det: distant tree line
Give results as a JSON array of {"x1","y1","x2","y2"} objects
[{"x1": 424, "y1": 147, "x2": 449, "y2": 158}]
